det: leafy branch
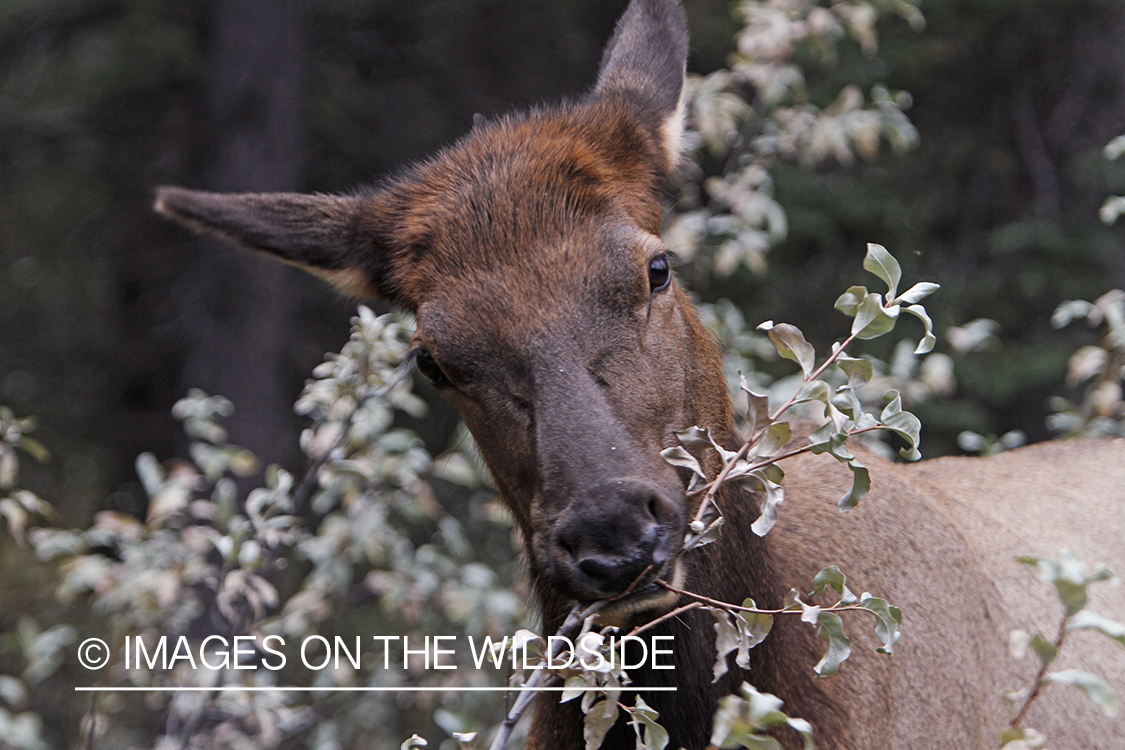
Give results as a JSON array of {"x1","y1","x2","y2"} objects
[
  {"x1": 8, "y1": 307, "x2": 524, "y2": 750},
  {"x1": 0, "y1": 406, "x2": 54, "y2": 545},
  {"x1": 669, "y1": 0, "x2": 923, "y2": 278},
  {"x1": 1000, "y1": 551, "x2": 1123, "y2": 749},
  {"x1": 657, "y1": 563, "x2": 901, "y2": 681},
  {"x1": 665, "y1": 243, "x2": 937, "y2": 544}
]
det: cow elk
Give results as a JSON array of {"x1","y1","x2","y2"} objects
[{"x1": 154, "y1": 0, "x2": 1125, "y2": 747}]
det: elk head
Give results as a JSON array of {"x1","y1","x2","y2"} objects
[{"x1": 155, "y1": 0, "x2": 730, "y2": 621}]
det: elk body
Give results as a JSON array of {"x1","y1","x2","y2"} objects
[{"x1": 154, "y1": 1, "x2": 1125, "y2": 747}]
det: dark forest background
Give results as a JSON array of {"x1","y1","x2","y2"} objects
[{"x1": 2, "y1": 0, "x2": 1124, "y2": 583}]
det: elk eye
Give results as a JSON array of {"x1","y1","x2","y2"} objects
[
  {"x1": 413, "y1": 346, "x2": 448, "y2": 387},
  {"x1": 648, "y1": 254, "x2": 671, "y2": 293}
]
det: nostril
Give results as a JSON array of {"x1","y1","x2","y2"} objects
[
  {"x1": 578, "y1": 556, "x2": 613, "y2": 579},
  {"x1": 575, "y1": 552, "x2": 649, "y2": 596}
]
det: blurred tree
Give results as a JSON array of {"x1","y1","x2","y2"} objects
[{"x1": 172, "y1": 0, "x2": 311, "y2": 472}]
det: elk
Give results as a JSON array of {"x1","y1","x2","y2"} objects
[{"x1": 153, "y1": 0, "x2": 1125, "y2": 747}]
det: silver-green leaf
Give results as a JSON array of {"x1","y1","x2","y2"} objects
[
  {"x1": 894, "y1": 281, "x2": 940, "y2": 306},
  {"x1": 834, "y1": 285, "x2": 869, "y2": 317},
  {"x1": 748, "y1": 472, "x2": 785, "y2": 537},
  {"x1": 628, "y1": 697, "x2": 669, "y2": 750},
  {"x1": 858, "y1": 595, "x2": 903, "y2": 655},
  {"x1": 813, "y1": 612, "x2": 852, "y2": 677},
  {"x1": 838, "y1": 459, "x2": 870, "y2": 512},
  {"x1": 863, "y1": 243, "x2": 902, "y2": 300},
  {"x1": 741, "y1": 375, "x2": 773, "y2": 434},
  {"x1": 851, "y1": 292, "x2": 899, "y2": 340},
  {"x1": 763, "y1": 322, "x2": 816, "y2": 377},
  {"x1": 902, "y1": 304, "x2": 937, "y2": 354},
  {"x1": 880, "y1": 391, "x2": 922, "y2": 460},
  {"x1": 1042, "y1": 670, "x2": 1120, "y2": 716},
  {"x1": 810, "y1": 566, "x2": 857, "y2": 605},
  {"x1": 1066, "y1": 610, "x2": 1125, "y2": 650},
  {"x1": 836, "y1": 355, "x2": 874, "y2": 389},
  {"x1": 661, "y1": 445, "x2": 707, "y2": 481},
  {"x1": 584, "y1": 699, "x2": 619, "y2": 750}
]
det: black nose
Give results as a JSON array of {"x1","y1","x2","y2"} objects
[{"x1": 552, "y1": 479, "x2": 684, "y2": 599}]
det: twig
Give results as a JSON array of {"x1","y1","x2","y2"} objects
[
  {"x1": 1007, "y1": 617, "x2": 1070, "y2": 733},
  {"x1": 686, "y1": 425, "x2": 882, "y2": 502},
  {"x1": 656, "y1": 580, "x2": 867, "y2": 617},
  {"x1": 688, "y1": 331, "x2": 863, "y2": 529},
  {"x1": 176, "y1": 689, "x2": 220, "y2": 750},
  {"x1": 488, "y1": 601, "x2": 601, "y2": 750},
  {"x1": 487, "y1": 331, "x2": 880, "y2": 748},
  {"x1": 626, "y1": 601, "x2": 706, "y2": 638},
  {"x1": 84, "y1": 692, "x2": 97, "y2": 750}
]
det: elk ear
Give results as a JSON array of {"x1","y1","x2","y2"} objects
[
  {"x1": 594, "y1": 0, "x2": 689, "y2": 169},
  {"x1": 154, "y1": 186, "x2": 401, "y2": 302}
]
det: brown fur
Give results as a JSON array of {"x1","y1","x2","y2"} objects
[{"x1": 153, "y1": 1, "x2": 1125, "y2": 747}]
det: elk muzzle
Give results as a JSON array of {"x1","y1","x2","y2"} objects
[{"x1": 546, "y1": 478, "x2": 685, "y2": 602}]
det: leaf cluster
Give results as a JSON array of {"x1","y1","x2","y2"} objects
[
  {"x1": 1048, "y1": 290, "x2": 1125, "y2": 438},
  {"x1": 666, "y1": 243, "x2": 934, "y2": 549},
  {"x1": 666, "y1": 0, "x2": 922, "y2": 278}
]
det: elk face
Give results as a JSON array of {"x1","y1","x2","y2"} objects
[
  {"x1": 408, "y1": 210, "x2": 701, "y2": 613},
  {"x1": 153, "y1": 0, "x2": 725, "y2": 619}
]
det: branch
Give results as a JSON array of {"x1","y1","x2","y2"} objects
[
  {"x1": 488, "y1": 601, "x2": 601, "y2": 750},
  {"x1": 688, "y1": 330, "x2": 863, "y2": 530},
  {"x1": 486, "y1": 565, "x2": 658, "y2": 749},
  {"x1": 626, "y1": 601, "x2": 706, "y2": 638},
  {"x1": 656, "y1": 580, "x2": 868, "y2": 617},
  {"x1": 1007, "y1": 617, "x2": 1069, "y2": 733}
]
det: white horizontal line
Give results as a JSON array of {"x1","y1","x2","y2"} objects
[{"x1": 74, "y1": 686, "x2": 677, "y2": 693}]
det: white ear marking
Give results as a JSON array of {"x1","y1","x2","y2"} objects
[{"x1": 660, "y1": 75, "x2": 687, "y2": 169}]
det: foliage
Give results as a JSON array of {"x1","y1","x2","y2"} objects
[
  {"x1": 724, "y1": 0, "x2": 1125, "y2": 458},
  {"x1": 1048, "y1": 290, "x2": 1125, "y2": 437},
  {"x1": 1001, "y1": 551, "x2": 1123, "y2": 749},
  {"x1": 1, "y1": 2, "x2": 934, "y2": 747},
  {"x1": 2, "y1": 309, "x2": 524, "y2": 749},
  {"x1": 1098, "y1": 136, "x2": 1125, "y2": 225},
  {"x1": 711, "y1": 682, "x2": 814, "y2": 750},
  {"x1": 667, "y1": 0, "x2": 921, "y2": 277},
  {"x1": 0, "y1": 410, "x2": 64, "y2": 750},
  {"x1": 1043, "y1": 135, "x2": 1125, "y2": 439},
  {"x1": 0, "y1": 407, "x2": 52, "y2": 545},
  {"x1": 1, "y1": 239, "x2": 930, "y2": 750},
  {"x1": 670, "y1": 243, "x2": 935, "y2": 539},
  {"x1": 3, "y1": 1, "x2": 1125, "y2": 749}
]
